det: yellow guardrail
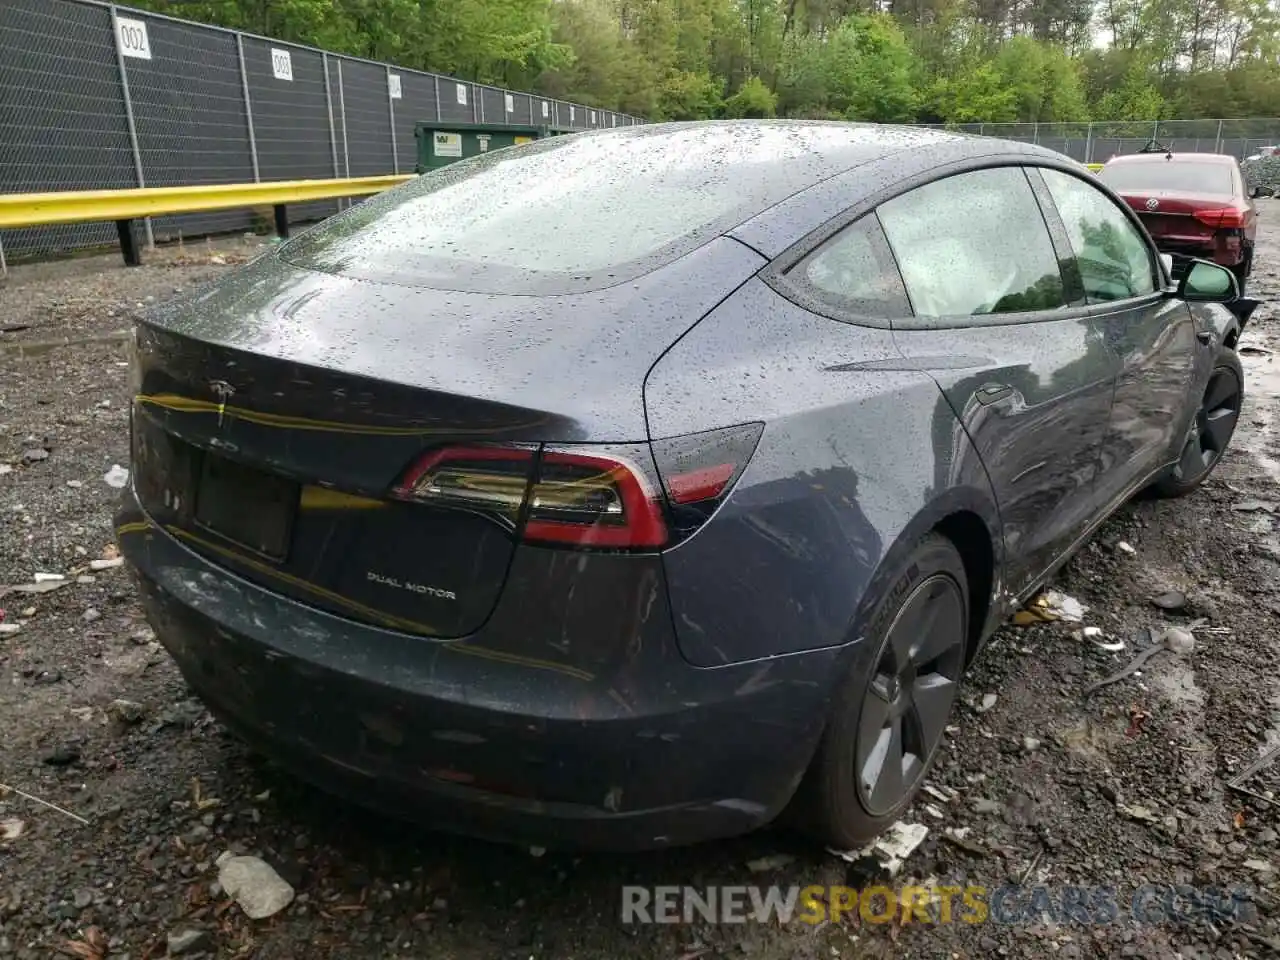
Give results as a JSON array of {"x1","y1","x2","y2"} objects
[
  {"x1": 0, "y1": 174, "x2": 414, "y2": 266},
  {"x1": 1086, "y1": 162, "x2": 1104, "y2": 173}
]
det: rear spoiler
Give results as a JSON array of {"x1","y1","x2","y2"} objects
[{"x1": 1137, "y1": 136, "x2": 1174, "y2": 158}]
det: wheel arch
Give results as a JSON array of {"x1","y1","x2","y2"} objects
[
  {"x1": 934, "y1": 510, "x2": 998, "y2": 664},
  {"x1": 845, "y1": 488, "x2": 1004, "y2": 671}
]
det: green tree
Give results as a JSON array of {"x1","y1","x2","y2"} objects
[
  {"x1": 1094, "y1": 61, "x2": 1166, "y2": 119},
  {"x1": 932, "y1": 61, "x2": 1019, "y2": 122},
  {"x1": 778, "y1": 14, "x2": 918, "y2": 121},
  {"x1": 125, "y1": 0, "x2": 1280, "y2": 124},
  {"x1": 723, "y1": 75, "x2": 779, "y2": 116},
  {"x1": 655, "y1": 70, "x2": 726, "y2": 119}
]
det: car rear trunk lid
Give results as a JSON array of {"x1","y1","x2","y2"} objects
[
  {"x1": 1118, "y1": 190, "x2": 1236, "y2": 242},
  {"x1": 131, "y1": 324, "x2": 548, "y2": 638}
]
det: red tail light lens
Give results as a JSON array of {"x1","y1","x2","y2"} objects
[
  {"x1": 1193, "y1": 207, "x2": 1246, "y2": 229},
  {"x1": 524, "y1": 447, "x2": 667, "y2": 549},
  {"x1": 651, "y1": 423, "x2": 764, "y2": 543},
  {"x1": 390, "y1": 444, "x2": 536, "y2": 527},
  {"x1": 390, "y1": 442, "x2": 668, "y2": 550},
  {"x1": 391, "y1": 428, "x2": 763, "y2": 551}
]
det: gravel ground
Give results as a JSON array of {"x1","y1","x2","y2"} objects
[{"x1": 2, "y1": 209, "x2": 1280, "y2": 960}]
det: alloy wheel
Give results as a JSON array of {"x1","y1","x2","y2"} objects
[
  {"x1": 854, "y1": 574, "x2": 966, "y2": 817},
  {"x1": 1173, "y1": 367, "x2": 1242, "y2": 483}
]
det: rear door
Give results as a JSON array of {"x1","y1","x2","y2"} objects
[
  {"x1": 879, "y1": 165, "x2": 1118, "y2": 597},
  {"x1": 1035, "y1": 167, "x2": 1198, "y2": 504}
]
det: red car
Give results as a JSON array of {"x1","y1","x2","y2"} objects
[{"x1": 1097, "y1": 152, "x2": 1257, "y2": 290}]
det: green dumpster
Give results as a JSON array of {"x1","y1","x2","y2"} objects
[{"x1": 413, "y1": 122, "x2": 573, "y2": 173}]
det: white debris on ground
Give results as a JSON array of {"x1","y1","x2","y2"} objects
[
  {"x1": 102, "y1": 464, "x2": 129, "y2": 489},
  {"x1": 215, "y1": 852, "x2": 296, "y2": 919},
  {"x1": 1013, "y1": 588, "x2": 1088, "y2": 625},
  {"x1": 827, "y1": 821, "x2": 930, "y2": 877}
]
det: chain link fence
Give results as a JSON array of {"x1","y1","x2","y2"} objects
[
  {"x1": 913, "y1": 119, "x2": 1280, "y2": 164},
  {"x1": 0, "y1": 0, "x2": 639, "y2": 264}
]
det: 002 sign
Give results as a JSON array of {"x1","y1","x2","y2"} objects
[{"x1": 115, "y1": 17, "x2": 152, "y2": 60}]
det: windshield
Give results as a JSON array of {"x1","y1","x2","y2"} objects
[
  {"x1": 281, "y1": 124, "x2": 889, "y2": 294},
  {"x1": 1098, "y1": 160, "x2": 1234, "y2": 196}
]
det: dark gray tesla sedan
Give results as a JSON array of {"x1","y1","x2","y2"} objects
[{"x1": 117, "y1": 121, "x2": 1251, "y2": 851}]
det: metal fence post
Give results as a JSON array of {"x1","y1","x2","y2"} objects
[
  {"x1": 1153, "y1": 119, "x2": 1160, "y2": 141},
  {"x1": 336, "y1": 59, "x2": 350, "y2": 179},
  {"x1": 433, "y1": 75, "x2": 441, "y2": 121},
  {"x1": 1085, "y1": 122, "x2": 1093, "y2": 163},
  {"x1": 236, "y1": 34, "x2": 260, "y2": 182},
  {"x1": 978, "y1": 122, "x2": 984, "y2": 136},
  {"x1": 386, "y1": 66, "x2": 398, "y2": 175},
  {"x1": 323, "y1": 53, "x2": 342, "y2": 210},
  {"x1": 473, "y1": 84, "x2": 480, "y2": 123},
  {"x1": 1033, "y1": 122, "x2": 1039, "y2": 144},
  {"x1": 1215, "y1": 119, "x2": 1224, "y2": 154},
  {"x1": 110, "y1": 4, "x2": 154, "y2": 250}
]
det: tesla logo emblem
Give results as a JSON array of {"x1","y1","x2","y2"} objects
[
  {"x1": 1146, "y1": 198, "x2": 1159, "y2": 210},
  {"x1": 209, "y1": 380, "x2": 234, "y2": 427}
]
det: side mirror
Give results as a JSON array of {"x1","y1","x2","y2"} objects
[
  {"x1": 1159, "y1": 253, "x2": 1174, "y2": 282},
  {"x1": 1178, "y1": 259, "x2": 1239, "y2": 303}
]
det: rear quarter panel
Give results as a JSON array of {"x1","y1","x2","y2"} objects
[{"x1": 644, "y1": 279, "x2": 1004, "y2": 667}]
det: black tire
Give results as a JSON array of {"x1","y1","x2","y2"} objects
[
  {"x1": 1152, "y1": 348, "x2": 1244, "y2": 499},
  {"x1": 792, "y1": 533, "x2": 968, "y2": 848}
]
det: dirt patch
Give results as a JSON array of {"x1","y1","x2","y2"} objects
[{"x1": 1, "y1": 206, "x2": 1279, "y2": 960}]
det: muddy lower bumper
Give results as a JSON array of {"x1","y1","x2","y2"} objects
[{"x1": 116, "y1": 491, "x2": 849, "y2": 851}]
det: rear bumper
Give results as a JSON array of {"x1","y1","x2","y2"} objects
[
  {"x1": 1153, "y1": 236, "x2": 1248, "y2": 268},
  {"x1": 117, "y1": 490, "x2": 847, "y2": 850}
]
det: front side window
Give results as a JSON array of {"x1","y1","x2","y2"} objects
[
  {"x1": 877, "y1": 167, "x2": 1068, "y2": 321},
  {"x1": 1040, "y1": 168, "x2": 1157, "y2": 303}
]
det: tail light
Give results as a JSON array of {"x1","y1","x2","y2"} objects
[
  {"x1": 525, "y1": 446, "x2": 667, "y2": 548},
  {"x1": 391, "y1": 442, "x2": 668, "y2": 550},
  {"x1": 391, "y1": 444, "x2": 536, "y2": 527},
  {"x1": 389, "y1": 425, "x2": 763, "y2": 551},
  {"x1": 1193, "y1": 208, "x2": 1246, "y2": 229},
  {"x1": 651, "y1": 423, "x2": 764, "y2": 543}
]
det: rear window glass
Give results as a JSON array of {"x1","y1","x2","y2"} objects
[
  {"x1": 1098, "y1": 160, "x2": 1234, "y2": 195},
  {"x1": 281, "y1": 126, "x2": 879, "y2": 295}
]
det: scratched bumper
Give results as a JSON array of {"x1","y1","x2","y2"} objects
[{"x1": 116, "y1": 490, "x2": 844, "y2": 851}]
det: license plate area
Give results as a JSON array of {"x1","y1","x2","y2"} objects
[{"x1": 194, "y1": 453, "x2": 298, "y2": 561}]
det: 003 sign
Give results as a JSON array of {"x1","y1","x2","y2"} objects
[{"x1": 271, "y1": 48, "x2": 294, "y2": 82}]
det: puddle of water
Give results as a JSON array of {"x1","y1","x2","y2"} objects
[
  {"x1": 1153, "y1": 665, "x2": 1218, "y2": 787},
  {"x1": 1237, "y1": 344, "x2": 1280, "y2": 484}
]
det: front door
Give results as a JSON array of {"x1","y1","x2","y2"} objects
[
  {"x1": 1035, "y1": 167, "x2": 1198, "y2": 505},
  {"x1": 879, "y1": 165, "x2": 1118, "y2": 598}
]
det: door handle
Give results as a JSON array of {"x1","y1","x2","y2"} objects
[
  {"x1": 1196, "y1": 330, "x2": 1215, "y2": 346},
  {"x1": 975, "y1": 383, "x2": 1014, "y2": 405}
]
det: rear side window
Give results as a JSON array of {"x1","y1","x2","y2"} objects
[
  {"x1": 1040, "y1": 168, "x2": 1157, "y2": 303},
  {"x1": 1098, "y1": 161, "x2": 1235, "y2": 196},
  {"x1": 793, "y1": 215, "x2": 911, "y2": 319},
  {"x1": 877, "y1": 167, "x2": 1068, "y2": 321}
]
